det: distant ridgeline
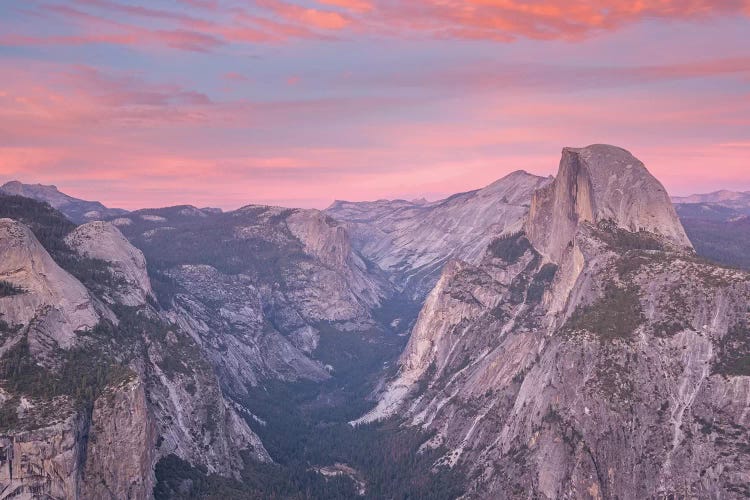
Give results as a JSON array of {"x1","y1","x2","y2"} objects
[{"x1": 673, "y1": 193, "x2": 750, "y2": 270}]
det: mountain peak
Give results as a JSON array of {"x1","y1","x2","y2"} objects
[
  {"x1": 0, "y1": 180, "x2": 126, "y2": 224},
  {"x1": 1, "y1": 180, "x2": 66, "y2": 201},
  {"x1": 526, "y1": 144, "x2": 692, "y2": 263},
  {"x1": 1, "y1": 180, "x2": 58, "y2": 191}
]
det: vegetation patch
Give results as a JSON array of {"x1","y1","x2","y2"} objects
[
  {"x1": 652, "y1": 319, "x2": 688, "y2": 338},
  {"x1": 0, "y1": 280, "x2": 25, "y2": 297},
  {"x1": 313, "y1": 323, "x2": 405, "y2": 412},
  {"x1": 615, "y1": 251, "x2": 659, "y2": 278},
  {"x1": 488, "y1": 232, "x2": 531, "y2": 264},
  {"x1": 0, "y1": 336, "x2": 133, "y2": 409},
  {"x1": 564, "y1": 284, "x2": 644, "y2": 340},
  {"x1": 595, "y1": 220, "x2": 664, "y2": 251},
  {"x1": 0, "y1": 194, "x2": 77, "y2": 255},
  {"x1": 713, "y1": 322, "x2": 750, "y2": 376},
  {"x1": 187, "y1": 317, "x2": 467, "y2": 499},
  {"x1": 155, "y1": 416, "x2": 465, "y2": 500},
  {"x1": 0, "y1": 315, "x2": 22, "y2": 341},
  {"x1": 0, "y1": 397, "x2": 19, "y2": 432},
  {"x1": 116, "y1": 207, "x2": 308, "y2": 283},
  {"x1": 593, "y1": 356, "x2": 638, "y2": 404},
  {"x1": 525, "y1": 263, "x2": 558, "y2": 304}
]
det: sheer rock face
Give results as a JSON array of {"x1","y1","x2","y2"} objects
[
  {"x1": 362, "y1": 146, "x2": 750, "y2": 498},
  {"x1": 0, "y1": 408, "x2": 86, "y2": 500},
  {"x1": 284, "y1": 209, "x2": 386, "y2": 319},
  {"x1": 140, "y1": 336, "x2": 272, "y2": 474},
  {"x1": 82, "y1": 377, "x2": 156, "y2": 500},
  {"x1": 0, "y1": 218, "x2": 98, "y2": 351},
  {"x1": 0, "y1": 380, "x2": 156, "y2": 500},
  {"x1": 65, "y1": 221, "x2": 154, "y2": 306},
  {"x1": 527, "y1": 145, "x2": 692, "y2": 264},
  {"x1": 327, "y1": 170, "x2": 551, "y2": 299}
]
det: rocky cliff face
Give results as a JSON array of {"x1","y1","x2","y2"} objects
[
  {"x1": 0, "y1": 218, "x2": 99, "y2": 353},
  {"x1": 0, "y1": 181, "x2": 127, "y2": 224},
  {"x1": 0, "y1": 378, "x2": 156, "y2": 500},
  {"x1": 361, "y1": 145, "x2": 750, "y2": 498},
  {"x1": 111, "y1": 204, "x2": 392, "y2": 395},
  {"x1": 81, "y1": 376, "x2": 155, "y2": 500},
  {"x1": 65, "y1": 221, "x2": 154, "y2": 307},
  {"x1": 0, "y1": 202, "x2": 269, "y2": 499},
  {"x1": 0, "y1": 404, "x2": 86, "y2": 500},
  {"x1": 526, "y1": 144, "x2": 692, "y2": 264},
  {"x1": 327, "y1": 170, "x2": 551, "y2": 299}
]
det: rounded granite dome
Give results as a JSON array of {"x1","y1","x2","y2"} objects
[{"x1": 526, "y1": 144, "x2": 692, "y2": 263}]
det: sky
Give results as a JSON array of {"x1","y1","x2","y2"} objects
[{"x1": 0, "y1": 0, "x2": 749, "y2": 210}]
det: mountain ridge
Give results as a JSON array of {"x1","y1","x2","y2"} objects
[
  {"x1": 326, "y1": 169, "x2": 552, "y2": 300},
  {"x1": 0, "y1": 180, "x2": 127, "y2": 224},
  {"x1": 357, "y1": 144, "x2": 750, "y2": 498}
]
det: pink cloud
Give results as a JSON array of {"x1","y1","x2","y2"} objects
[
  {"x1": 318, "y1": 0, "x2": 373, "y2": 13},
  {"x1": 386, "y1": 0, "x2": 750, "y2": 41},
  {"x1": 4, "y1": 0, "x2": 749, "y2": 52},
  {"x1": 257, "y1": 0, "x2": 351, "y2": 30},
  {"x1": 223, "y1": 72, "x2": 251, "y2": 82},
  {"x1": 1, "y1": 53, "x2": 748, "y2": 211}
]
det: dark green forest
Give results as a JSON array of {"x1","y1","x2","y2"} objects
[
  {"x1": 680, "y1": 215, "x2": 750, "y2": 270},
  {"x1": 153, "y1": 303, "x2": 466, "y2": 500},
  {"x1": 675, "y1": 203, "x2": 750, "y2": 270}
]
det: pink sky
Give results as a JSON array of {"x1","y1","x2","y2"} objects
[{"x1": 0, "y1": 0, "x2": 749, "y2": 209}]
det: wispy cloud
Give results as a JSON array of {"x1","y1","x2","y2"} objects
[
  {"x1": 3, "y1": 0, "x2": 749, "y2": 52},
  {"x1": 1, "y1": 1, "x2": 748, "y2": 208}
]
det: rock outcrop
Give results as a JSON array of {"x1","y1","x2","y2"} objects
[
  {"x1": 286, "y1": 209, "x2": 383, "y2": 316},
  {"x1": 0, "y1": 218, "x2": 98, "y2": 352},
  {"x1": 0, "y1": 405, "x2": 86, "y2": 500},
  {"x1": 81, "y1": 376, "x2": 156, "y2": 500},
  {"x1": 113, "y1": 204, "x2": 393, "y2": 395},
  {"x1": 527, "y1": 145, "x2": 692, "y2": 264},
  {"x1": 327, "y1": 170, "x2": 551, "y2": 299},
  {"x1": 360, "y1": 145, "x2": 750, "y2": 498},
  {"x1": 0, "y1": 378, "x2": 157, "y2": 500},
  {"x1": 65, "y1": 221, "x2": 154, "y2": 307}
]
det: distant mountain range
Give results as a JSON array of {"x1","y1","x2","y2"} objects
[
  {"x1": 0, "y1": 181, "x2": 128, "y2": 224},
  {"x1": 672, "y1": 189, "x2": 750, "y2": 218},
  {"x1": 671, "y1": 189, "x2": 750, "y2": 271},
  {"x1": 4, "y1": 178, "x2": 749, "y2": 227},
  {"x1": 672, "y1": 189, "x2": 750, "y2": 205}
]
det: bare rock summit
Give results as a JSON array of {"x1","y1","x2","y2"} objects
[{"x1": 527, "y1": 144, "x2": 692, "y2": 264}]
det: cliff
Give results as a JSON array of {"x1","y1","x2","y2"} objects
[{"x1": 360, "y1": 145, "x2": 750, "y2": 498}]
